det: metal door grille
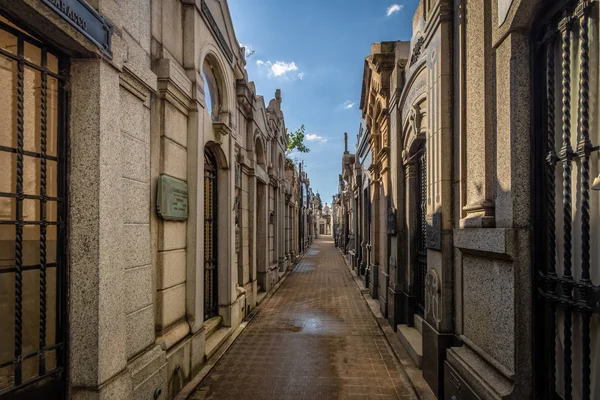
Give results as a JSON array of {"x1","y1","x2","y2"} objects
[
  {"x1": 204, "y1": 150, "x2": 218, "y2": 320},
  {"x1": 533, "y1": 1, "x2": 599, "y2": 399},
  {"x1": 0, "y1": 15, "x2": 67, "y2": 399},
  {"x1": 416, "y1": 149, "x2": 427, "y2": 316}
]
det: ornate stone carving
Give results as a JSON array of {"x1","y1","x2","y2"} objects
[
  {"x1": 424, "y1": 269, "x2": 441, "y2": 324},
  {"x1": 410, "y1": 37, "x2": 425, "y2": 66},
  {"x1": 426, "y1": 212, "x2": 441, "y2": 250},
  {"x1": 234, "y1": 196, "x2": 240, "y2": 227},
  {"x1": 408, "y1": 105, "x2": 422, "y2": 135}
]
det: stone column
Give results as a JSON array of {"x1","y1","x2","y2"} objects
[
  {"x1": 421, "y1": 15, "x2": 456, "y2": 397},
  {"x1": 278, "y1": 185, "x2": 285, "y2": 272},
  {"x1": 404, "y1": 162, "x2": 419, "y2": 323},
  {"x1": 247, "y1": 171, "x2": 257, "y2": 306},
  {"x1": 256, "y1": 178, "x2": 269, "y2": 290},
  {"x1": 69, "y1": 58, "x2": 132, "y2": 398},
  {"x1": 461, "y1": 0, "x2": 495, "y2": 228}
]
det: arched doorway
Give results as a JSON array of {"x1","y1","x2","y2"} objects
[
  {"x1": 204, "y1": 149, "x2": 218, "y2": 320},
  {"x1": 0, "y1": 15, "x2": 67, "y2": 398}
]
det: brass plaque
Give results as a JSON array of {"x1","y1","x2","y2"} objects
[{"x1": 157, "y1": 175, "x2": 188, "y2": 221}]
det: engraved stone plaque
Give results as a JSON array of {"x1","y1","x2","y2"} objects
[
  {"x1": 157, "y1": 175, "x2": 188, "y2": 221},
  {"x1": 426, "y1": 212, "x2": 441, "y2": 250},
  {"x1": 387, "y1": 206, "x2": 397, "y2": 235}
]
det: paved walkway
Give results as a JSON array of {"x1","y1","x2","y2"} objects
[{"x1": 191, "y1": 236, "x2": 417, "y2": 400}]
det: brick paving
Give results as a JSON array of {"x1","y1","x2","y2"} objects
[{"x1": 190, "y1": 236, "x2": 418, "y2": 400}]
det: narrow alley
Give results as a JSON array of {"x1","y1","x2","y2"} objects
[{"x1": 190, "y1": 236, "x2": 417, "y2": 400}]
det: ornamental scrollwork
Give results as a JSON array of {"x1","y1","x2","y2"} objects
[
  {"x1": 424, "y1": 269, "x2": 441, "y2": 324},
  {"x1": 410, "y1": 37, "x2": 425, "y2": 66}
]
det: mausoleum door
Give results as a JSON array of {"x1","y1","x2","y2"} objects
[
  {"x1": 204, "y1": 150, "x2": 219, "y2": 320},
  {"x1": 415, "y1": 150, "x2": 427, "y2": 317},
  {"x1": 0, "y1": 15, "x2": 67, "y2": 399},
  {"x1": 533, "y1": 1, "x2": 600, "y2": 398}
]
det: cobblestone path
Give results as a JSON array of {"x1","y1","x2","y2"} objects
[{"x1": 191, "y1": 236, "x2": 418, "y2": 400}]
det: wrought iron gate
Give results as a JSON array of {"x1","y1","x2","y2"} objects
[
  {"x1": 533, "y1": 1, "x2": 599, "y2": 399},
  {"x1": 416, "y1": 149, "x2": 427, "y2": 317},
  {"x1": 204, "y1": 150, "x2": 218, "y2": 320},
  {"x1": 0, "y1": 15, "x2": 67, "y2": 399}
]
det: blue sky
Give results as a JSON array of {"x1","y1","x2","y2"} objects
[{"x1": 228, "y1": 0, "x2": 419, "y2": 205}]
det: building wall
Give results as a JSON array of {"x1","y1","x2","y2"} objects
[
  {"x1": 0, "y1": 1, "x2": 310, "y2": 399},
  {"x1": 345, "y1": 1, "x2": 552, "y2": 399}
]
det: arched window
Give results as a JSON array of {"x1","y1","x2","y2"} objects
[
  {"x1": 202, "y1": 59, "x2": 220, "y2": 122},
  {"x1": 255, "y1": 137, "x2": 265, "y2": 168}
]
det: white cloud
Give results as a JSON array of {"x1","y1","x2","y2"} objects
[
  {"x1": 386, "y1": 4, "x2": 404, "y2": 16},
  {"x1": 256, "y1": 59, "x2": 304, "y2": 80},
  {"x1": 306, "y1": 134, "x2": 328, "y2": 143},
  {"x1": 271, "y1": 61, "x2": 298, "y2": 76},
  {"x1": 344, "y1": 101, "x2": 355, "y2": 109}
]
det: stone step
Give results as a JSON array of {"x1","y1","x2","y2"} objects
[
  {"x1": 203, "y1": 316, "x2": 222, "y2": 339},
  {"x1": 397, "y1": 324, "x2": 423, "y2": 368},
  {"x1": 256, "y1": 291, "x2": 268, "y2": 305},
  {"x1": 414, "y1": 314, "x2": 423, "y2": 335},
  {"x1": 204, "y1": 326, "x2": 233, "y2": 360}
]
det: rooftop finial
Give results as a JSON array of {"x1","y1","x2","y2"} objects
[{"x1": 344, "y1": 132, "x2": 348, "y2": 154}]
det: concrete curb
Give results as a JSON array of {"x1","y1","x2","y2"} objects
[
  {"x1": 175, "y1": 247, "x2": 312, "y2": 400},
  {"x1": 338, "y1": 248, "x2": 437, "y2": 400}
]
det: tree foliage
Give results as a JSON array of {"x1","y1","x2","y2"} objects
[{"x1": 287, "y1": 124, "x2": 310, "y2": 156}]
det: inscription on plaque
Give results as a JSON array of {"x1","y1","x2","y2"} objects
[
  {"x1": 387, "y1": 206, "x2": 397, "y2": 235},
  {"x1": 426, "y1": 212, "x2": 441, "y2": 250},
  {"x1": 40, "y1": 0, "x2": 113, "y2": 58},
  {"x1": 157, "y1": 175, "x2": 188, "y2": 221}
]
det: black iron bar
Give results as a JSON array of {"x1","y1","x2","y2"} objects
[
  {"x1": 545, "y1": 38, "x2": 558, "y2": 396},
  {"x1": 0, "y1": 342, "x2": 64, "y2": 370},
  {"x1": 14, "y1": 36, "x2": 24, "y2": 387},
  {"x1": 0, "y1": 263, "x2": 57, "y2": 274},
  {"x1": 39, "y1": 47, "x2": 48, "y2": 376},
  {"x1": 0, "y1": 47, "x2": 64, "y2": 81},
  {"x1": 0, "y1": 220, "x2": 60, "y2": 225},
  {"x1": 417, "y1": 148, "x2": 427, "y2": 315},
  {"x1": 0, "y1": 367, "x2": 63, "y2": 397},
  {"x1": 575, "y1": 3, "x2": 592, "y2": 398},
  {"x1": 559, "y1": 15, "x2": 574, "y2": 400},
  {"x1": 0, "y1": 191, "x2": 60, "y2": 201},
  {"x1": 0, "y1": 145, "x2": 59, "y2": 161}
]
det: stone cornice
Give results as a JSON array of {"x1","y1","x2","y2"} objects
[
  {"x1": 156, "y1": 58, "x2": 194, "y2": 114},
  {"x1": 423, "y1": 0, "x2": 452, "y2": 41}
]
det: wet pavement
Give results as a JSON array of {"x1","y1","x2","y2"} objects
[{"x1": 190, "y1": 236, "x2": 418, "y2": 400}]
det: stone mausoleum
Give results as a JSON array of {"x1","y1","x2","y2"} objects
[
  {"x1": 0, "y1": 0, "x2": 314, "y2": 398},
  {"x1": 338, "y1": 0, "x2": 600, "y2": 399}
]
